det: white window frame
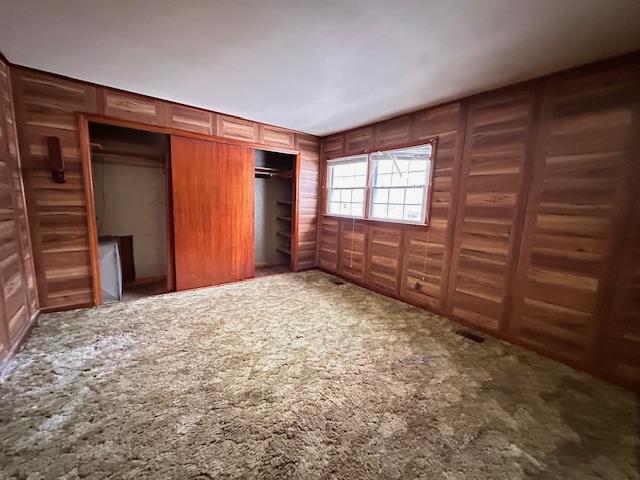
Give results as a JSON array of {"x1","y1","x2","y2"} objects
[
  {"x1": 367, "y1": 144, "x2": 433, "y2": 225},
  {"x1": 325, "y1": 154, "x2": 368, "y2": 219},
  {"x1": 323, "y1": 140, "x2": 436, "y2": 226}
]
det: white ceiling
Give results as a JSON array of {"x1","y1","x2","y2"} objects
[{"x1": 1, "y1": 0, "x2": 639, "y2": 136}]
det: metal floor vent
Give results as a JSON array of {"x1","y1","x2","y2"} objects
[
  {"x1": 329, "y1": 278, "x2": 345, "y2": 286},
  {"x1": 455, "y1": 329, "x2": 485, "y2": 343}
]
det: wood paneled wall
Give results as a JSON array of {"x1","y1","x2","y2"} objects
[
  {"x1": 0, "y1": 58, "x2": 38, "y2": 368},
  {"x1": 318, "y1": 54, "x2": 640, "y2": 390},
  {"x1": 9, "y1": 66, "x2": 320, "y2": 311}
]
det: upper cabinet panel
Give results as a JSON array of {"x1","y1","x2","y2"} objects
[
  {"x1": 12, "y1": 68, "x2": 98, "y2": 132},
  {"x1": 259, "y1": 124, "x2": 296, "y2": 149},
  {"x1": 100, "y1": 89, "x2": 165, "y2": 126},
  {"x1": 166, "y1": 104, "x2": 213, "y2": 135},
  {"x1": 217, "y1": 115, "x2": 259, "y2": 142}
]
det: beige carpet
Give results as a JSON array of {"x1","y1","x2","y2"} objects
[{"x1": 0, "y1": 270, "x2": 637, "y2": 479}]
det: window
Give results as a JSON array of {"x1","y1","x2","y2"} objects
[
  {"x1": 326, "y1": 155, "x2": 368, "y2": 218},
  {"x1": 324, "y1": 142, "x2": 434, "y2": 225},
  {"x1": 369, "y1": 144, "x2": 432, "y2": 223}
]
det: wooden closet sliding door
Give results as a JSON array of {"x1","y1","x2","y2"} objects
[{"x1": 170, "y1": 136, "x2": 254, "y2": 290}]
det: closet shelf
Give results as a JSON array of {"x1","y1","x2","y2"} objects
[
  {"x1": 255, "y1": 166, "x2": 293, "y2": 179},
  {"x1": 276, "y1": 216, "x2": 292, "y2": 222},
  {"x1": 91, "y1": 147, "x2": 165, "y2": 162},
  {"x1": 277, "y1": 201, "x2": 293, "y2": 206},
  {"x1": 276, "y1": 231, "x2": 291, "y2": 239},
  {"x1": 276, "y1": 247, "x2": 291, "y2": 256}
]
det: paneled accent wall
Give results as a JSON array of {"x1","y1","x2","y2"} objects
[
  {"x1": 10, "y1": 66, "x2": 320, "y2": 311},
  {"x1": 318, "y1": 54, "x2": 640, "y2": 389},
  {"x1": 0, "y1": 58, "x2": 37, "y2": 367},
  {"x1": 447, "y1": 86, "x2": 537, "y2": 332}
]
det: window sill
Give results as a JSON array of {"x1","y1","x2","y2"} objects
[{"x1": 322, "y1": 213, "x2": 429, "y2": 229}]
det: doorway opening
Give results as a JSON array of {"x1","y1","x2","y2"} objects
[
  {"x1": 254, "y1": 149, "x2": 296, "y2": 277},
  {"x1": 89, "y1": 123, "x2": 173, "y2": 303}
]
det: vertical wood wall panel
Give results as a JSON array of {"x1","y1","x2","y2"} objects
[
  {"x1": 509, "y1": 62, "x2": 638, "y2": 366},
  {"x1": 319, "y1": 55, "x2": 640, "y2": 389},
  {"x1": 338, "y1": 220, "x2": 367, "y2": 281},
  {"x1": 447, "y1": 87, "x2": 537, "y2": 331},
  {"x1": 0, "y1": 58, "x2": 37, "y2": 367},
  {"x1": 318, "y1": 216, "x2": 339, "y2": 271},
  {"x1": 602, "y1": 192, "x2": 640, "y2": 386},
  {"x1": 12, "y1": 69, "x2": 97, "y2": 309},
  {"x1": 367, "y1": 226, "x2": 402, "y2": 294},
  {"x1": 10, "y1": 66, "x2": 320, "y2": 311},
  {"x1": 296, "y1": 134, "x2": 319, "y2": 270}
]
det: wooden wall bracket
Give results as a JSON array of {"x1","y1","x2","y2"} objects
[{"x1": 47, "y1": 136, "x2": 65, "y2": 183}]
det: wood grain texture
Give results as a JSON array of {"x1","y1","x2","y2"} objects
[
  {"x1": 344, "y1": 126, "x2": 375, "y2": 155},
  {"x1": 10, "y1": 65, "x2": 320, "y2": 310},
  {"x1": 296, "y1": 134, "x2": 319, "y2": 270},
  {"x1": 217, "y1": 115, "x2": 259, "y2": 143},
  {"x1": 447, "y1": 86, "x2": 537, "y2": 331},
  {"x1": 171, "y1": 136, "x2": 253, "y2": 290},
  {"x1": 323, "y1": 134, "x2": 345, "y2": 159},
  {"x1": 165, "y1": 104, "x2": 213, "y2": 135},
  {"x1": 319, "y1": 54, "x2": 640, "y2": 390},
  {"x1": 338, "y1": 220, "x2": 367, "y2": 281},
  {"x1": 100, "y1": 89, "x2": 165, "y2": 126},
  {"x1": 601, "y1": 192, "x2": 640, "y2": 387},
  {"x1": 11, "y1": 67, "x2": 97, "y2": 310},
  {"x1": 318, "y1": 216, "x2": 339, "y2": 271},
  {"x1": 0, "y1": 58, "x2": 38, "y2": 367},
  {"x1": 509, "y1": 60, "x2": 638, "y2": 365},
  {"x1": 260, "y1": 125, "x2": 296, "y2": 149},
  {"x1": 367, "y1": 226, "x2": 402, "y2": 294}
]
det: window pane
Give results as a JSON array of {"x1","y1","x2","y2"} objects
[
  {"x1": 326, "y1": 156, "x2": 368, "y2": 218},
  {"x1": 376, "y1": 173, "x2": 391, "y2": 187},
  {"x1": 388, "y1": 204, "x2": 403, "y2": 220},
  {"x1": 389, "y1": 188, "x2": 405, "y2": 204},
  {"x1": 377, "y1": 159, "x2": 392, "y2": 174},
  {"x1": 373, "y1": 188, "x2": 388, "y2": 203},
  {"x1": 410, "y1": 159, "x2": 428, "y2": 172},
  {"x1": 368, "y1": 143, "x2": 432, "y2": 223},
  {"x1": 391, "y1": 172, "x2": 406, "y2": 187},
  {"x1": 405, "y1": 187, "x2": 424, "y2": 205},
  {"x1": 408, "y1": 171, "x2": 427, "y2": 186},
  {"x1": 353, "y1": 162, "x2": 367, "y2": 175},
  {"x1": 404, "y1": 204, "x2": 422, "y2": 221},
  {"x1": 329, "y1": 202, "x2": 341, "y2": 214},
  {"x1": 372, "y1": 203, "x2": 387, "y2": 218}
]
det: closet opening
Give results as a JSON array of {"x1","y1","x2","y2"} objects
[
  {"x1": 254, "y1": 149, "x2": 296, "y2": 277},
  {"x1": 89, "y1": 123, "x2": 173, "y2": 303}
]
